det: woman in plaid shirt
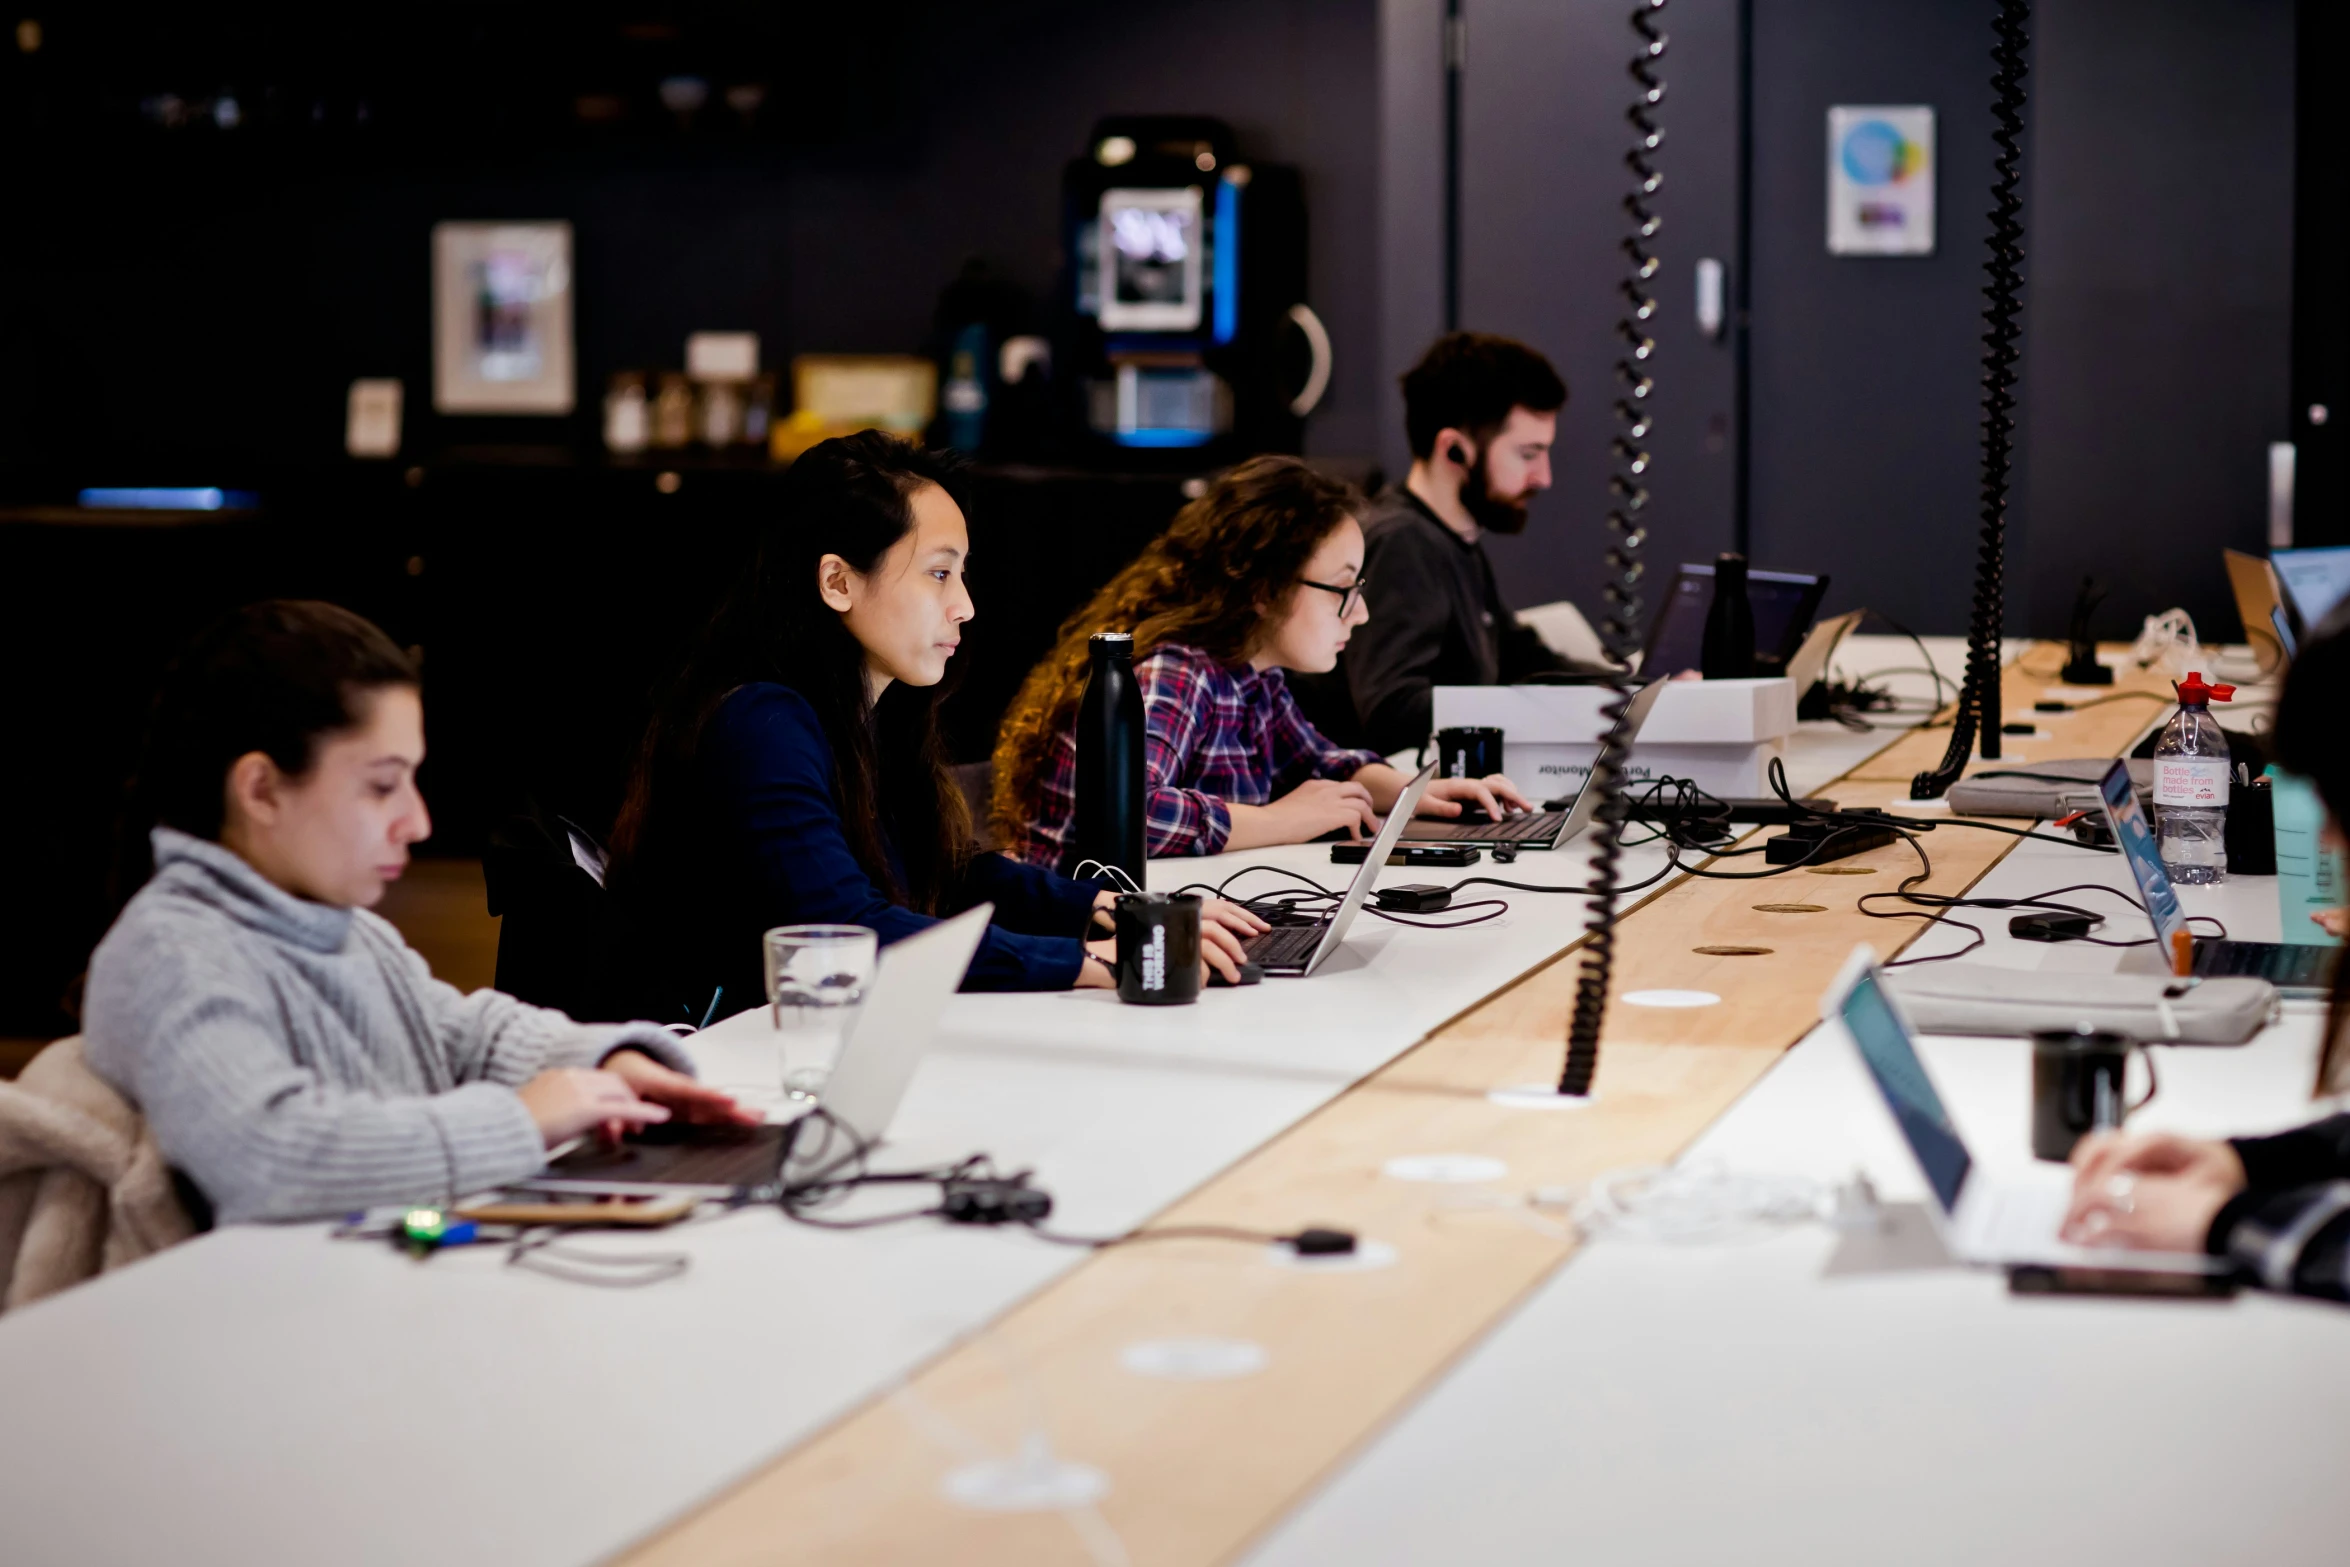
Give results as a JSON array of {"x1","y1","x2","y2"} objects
[{"x1": 993, "y1": 457, "x2": 1530, "y2": 868}]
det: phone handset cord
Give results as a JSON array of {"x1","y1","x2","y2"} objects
[
  {"x1": 1563, "y1": 0, "x2": 1668, "y2": 1096},
  {"x1": 1913, "y1": 0, "x2": 2032, "y2": 799}
]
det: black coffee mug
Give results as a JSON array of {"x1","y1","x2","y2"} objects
[
  {"x1": 1436, "y1": 725, "x2": 1504, "y2": 781},
  {"x1": 1114, "y1": 892, "x2": 1202, "y2": 1006},
  {"x1": 2031, "y1": 1026, "x2": 2158, "y2": 1162}
]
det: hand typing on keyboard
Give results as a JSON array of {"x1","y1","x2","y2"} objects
[{"x1": 1419, "y1": 774, "x2": 1534, "y2": 822}]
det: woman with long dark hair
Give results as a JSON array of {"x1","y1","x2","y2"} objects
[
  {"x1": 82, "y1": 600, "x2": 744, "y2": 1226},
  {"x1": 992, "y1": 455, "x2": 1529, "y2": 869},
  {"x1": 609, "y1": 432, "x2": 1258, "y2": 1018},
  {"x1": 2060, "y1": 617, "x2": 2350, "y2": 1301}
]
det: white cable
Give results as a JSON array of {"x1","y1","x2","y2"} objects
[
  {"x1": 2131, "y1": 609, "x2": 2201, "y2": 680},
  {"x1": 1072, "y1": 859, "x2": 1145, "y2": 894},
  {"x1": 1572, "y1": 1161, "x2": 1843, "y2": 1244}
]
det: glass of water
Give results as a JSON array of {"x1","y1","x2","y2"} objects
[{"x1": 764, "y1": 924, "x2": 877, "y2": 1102}]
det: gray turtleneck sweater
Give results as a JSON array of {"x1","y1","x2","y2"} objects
[{"x1": 84, "y1": 828, "x2": 695, "y2": 1224}]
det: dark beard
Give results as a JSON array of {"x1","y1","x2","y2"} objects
[{"x1": 1463, "y1": 455, "x2": 1532, "y2": 535}]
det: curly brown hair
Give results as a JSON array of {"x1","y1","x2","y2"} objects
[{"x1": 990, "y1": 455, "x2": 1362, "y2": 844}]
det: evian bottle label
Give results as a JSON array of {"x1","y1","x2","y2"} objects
[{"x1": 2154, "y1": 758, "x2": 2230, "y2": 807}]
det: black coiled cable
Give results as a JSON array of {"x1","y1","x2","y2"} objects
[
  {"x1": 1913, "y1": 0, "x2": 2031, "y2": 800},
  {"x1": 1562, "y1": 0, "x2": 1668, "y2": 1097}
]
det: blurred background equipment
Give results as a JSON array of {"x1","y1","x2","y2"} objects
[{"x1": 1062, "y1": 116, "x2": 1323, "y2": 463}]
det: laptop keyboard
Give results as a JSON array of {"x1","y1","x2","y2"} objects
[
  {"x1": 550, "y1": 1123, "x2": 790, "y2": 1187},
  {"x1": 1409, "y1": 811, "x2": 1562, "y2": 844},
  {"x1": 2198, "y1": 941, "x2": 2338, "y2": 986},
  {"x1": 1243, "y1": 923, "x2": 1329, "y2": 970},
  {"x1": 1977, "y1": 1180, "x2": 2069, "y2": 1254}
]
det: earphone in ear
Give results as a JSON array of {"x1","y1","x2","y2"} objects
[{"x1": 1446, "y1": 442, "x2": 1470, "y2": 467}]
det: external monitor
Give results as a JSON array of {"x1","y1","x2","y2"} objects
[{"x1": 1641, "y1": 563, "x2": 1828, "y2": 676}]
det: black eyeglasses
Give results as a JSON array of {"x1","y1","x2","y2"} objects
[{"x1": 1299, "y1": 573, "x2": 1369, "y2": 618}]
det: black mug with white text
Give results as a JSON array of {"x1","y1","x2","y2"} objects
[{"x1": 1114, "y1": 892, "x2": 1202, "y2": 1006}]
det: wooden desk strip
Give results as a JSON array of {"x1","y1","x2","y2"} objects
[
  {"x1": 619, "y1": 644, "x2": 2144, "y2": 1567},
  {"x1": 1836, "y1": 643, "x2": 2175, "y2": 783}
]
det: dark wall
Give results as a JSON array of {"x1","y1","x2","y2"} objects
[
  {"x1": 1743, "y1": 0, "x2": 2010, "y2": 636},
  {"x1": 1464, "y1": 0, "x2": 1744, "y2": 616},
  {"x1": 2018, "y1": 0, "x2": 2295, "y2": 641},
  {"x1": 1743, "y1": 0, "x2": 2295, "y2": 641},
  {"x1": 0, "y1": 1, "x2": 1383, "y2": 474},
  {"x1": 1377, "y1": 0, "x2": 1743, "y2": 621}
]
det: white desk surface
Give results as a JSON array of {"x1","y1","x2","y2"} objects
[
  {"x1": 1247, "y1": 785, "x2": 2347, "y2": 1567},
  {"x1": 8, "y1": 636, "x2": 2287, "y2": 1567}
]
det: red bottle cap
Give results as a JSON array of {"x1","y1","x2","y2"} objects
[{"x1": 2173, "y1": 672, "x2": 2234, "y2": 705}]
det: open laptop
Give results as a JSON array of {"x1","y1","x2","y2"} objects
[
  {"x1": 2272, "y1": 545, "x2": 2350, "y2": 638},
  {"x1": 2095, "y1": 760, "x2": 2337, "y2": 996},
  {"x1": 1403, "y1": 677, "x2": 1670, "y2": 848},
  {"x1": 1640, "y1": 562, "x2": 1828, "y2": 677},
  {"x1": 2223, "y1": 548, "x2": 2288, "y2": 666},
  {"x1": 1241, "y1": 763, "x2": 1436, "y2": 976},
  {"x1": 526, "y1": 905, "x2": 993, "y2": 1198},
  {"x1": 1822, "y1": 946, "x2": 2223, "y2": 1274}
]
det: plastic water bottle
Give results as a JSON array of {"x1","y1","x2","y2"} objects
[{"x1": 2152, "y1": 672, "x2": 2235, "y2": 885}]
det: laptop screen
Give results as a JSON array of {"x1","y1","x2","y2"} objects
[
  {"x1": 1642, "y1": 564, "x2": 1825, "y2": 674},
  {"x1": 1840, "y1": 968, "x2": 1972, "y2": 1214},
  {"x1": 2097, "y1": 761, "x2": 2185, "y2": 950},
  {"x1": 2273, "y1": 546, "x2": 2350, "y2": 631}
]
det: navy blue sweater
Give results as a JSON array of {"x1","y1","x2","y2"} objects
[{"x1": 619, "y1": 683, "x2": 1103, "y2": 1019}]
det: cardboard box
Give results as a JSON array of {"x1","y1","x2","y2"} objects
[{"x1": 1433, "y1": 679, "x2": 1798, "y2": 799}]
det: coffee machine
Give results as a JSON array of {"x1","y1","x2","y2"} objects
[{"x1": 1061, "y1": 116, "x2": 1327, "y2": 461}]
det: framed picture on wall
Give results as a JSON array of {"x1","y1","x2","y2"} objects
[
  {"x1": 432, "y1": 221, "x2": 575, "y2": 413},
  {"x1": 1827, "y1": 107, "x2": 1935, "y2": 257}
]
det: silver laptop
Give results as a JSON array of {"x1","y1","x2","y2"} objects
[
  {"x1": 1242, "y1": 763, "x2": 1437, "y2": 976},
  {"x1": 2095, "y1": 760, "x2": 2337, "y2": 998},
  {"x1": 1821, "y1": 946, "x2": 2221, "y2": 1273},
  {"x1": 1403, "y1": 677, "x2": 1669, "y2": 848},
  {"x1": 528, "y1": 905, "x2": 992, "y2": 1197}
]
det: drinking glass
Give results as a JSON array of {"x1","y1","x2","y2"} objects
[{"x1": 764, "y1": 924, "x2": 877, "y2": 1101}]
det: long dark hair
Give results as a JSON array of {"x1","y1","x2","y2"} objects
[
  {"x1": 990, "y1": 455, "x2": 1361, "y2": 843},
  {"x1": 110, "y1": 598, "x2": 420, "y2": 901},
  {"x1": 2271, "y1": 619, "x2": 2350, "y2": 1093},
  {"x1": 611, "y1": 431, "x2": 972, "y2": 912}
]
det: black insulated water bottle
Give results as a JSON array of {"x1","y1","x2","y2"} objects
[
  {"x1": 1700, "y1": 552, "x2": 1756, "y2": 679},
  {"x1": 1074, "y1": 632, "x2": 1146, "y2": 886}
]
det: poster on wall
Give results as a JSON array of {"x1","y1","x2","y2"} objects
[
  {"x1": 432, "y1": 221, "x2": 575, "y2": 413},
  {"x1": 1827, "y1": 107, "x2": 1934, "y2": 256}
]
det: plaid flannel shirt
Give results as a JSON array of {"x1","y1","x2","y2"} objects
[{"x1": 1006, "y1": 642, "x2": 1385, "y2": 866}]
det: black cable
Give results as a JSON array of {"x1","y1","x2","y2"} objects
[
  {"x1": 2041, "y1": 691, "x2": 2171, "y2": 711},
  {"x1": 1862, "y1": 877, "x2": 2227, "y2": 965},
  {"x1": 1913, "y1": 0, "x2": 2031, "y2": 799},
  {"x1": 1852, "y1": 611, "x2": 1961, "y2": 709},
  {"x1": 1563, "y1": 0, "x2": 1668, "y2": 1098},
  {"x1": 1026, "y1": 1222, "x2": 1299, "y2": 1251}
]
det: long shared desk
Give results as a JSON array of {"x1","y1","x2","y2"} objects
[{"x1": 2, "y1": 638, "x2": 2339, "y2": 1567}]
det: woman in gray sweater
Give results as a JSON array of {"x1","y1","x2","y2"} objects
[{"x1": 83, "y1": 600, "x2": 751, "y2": 1225}]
